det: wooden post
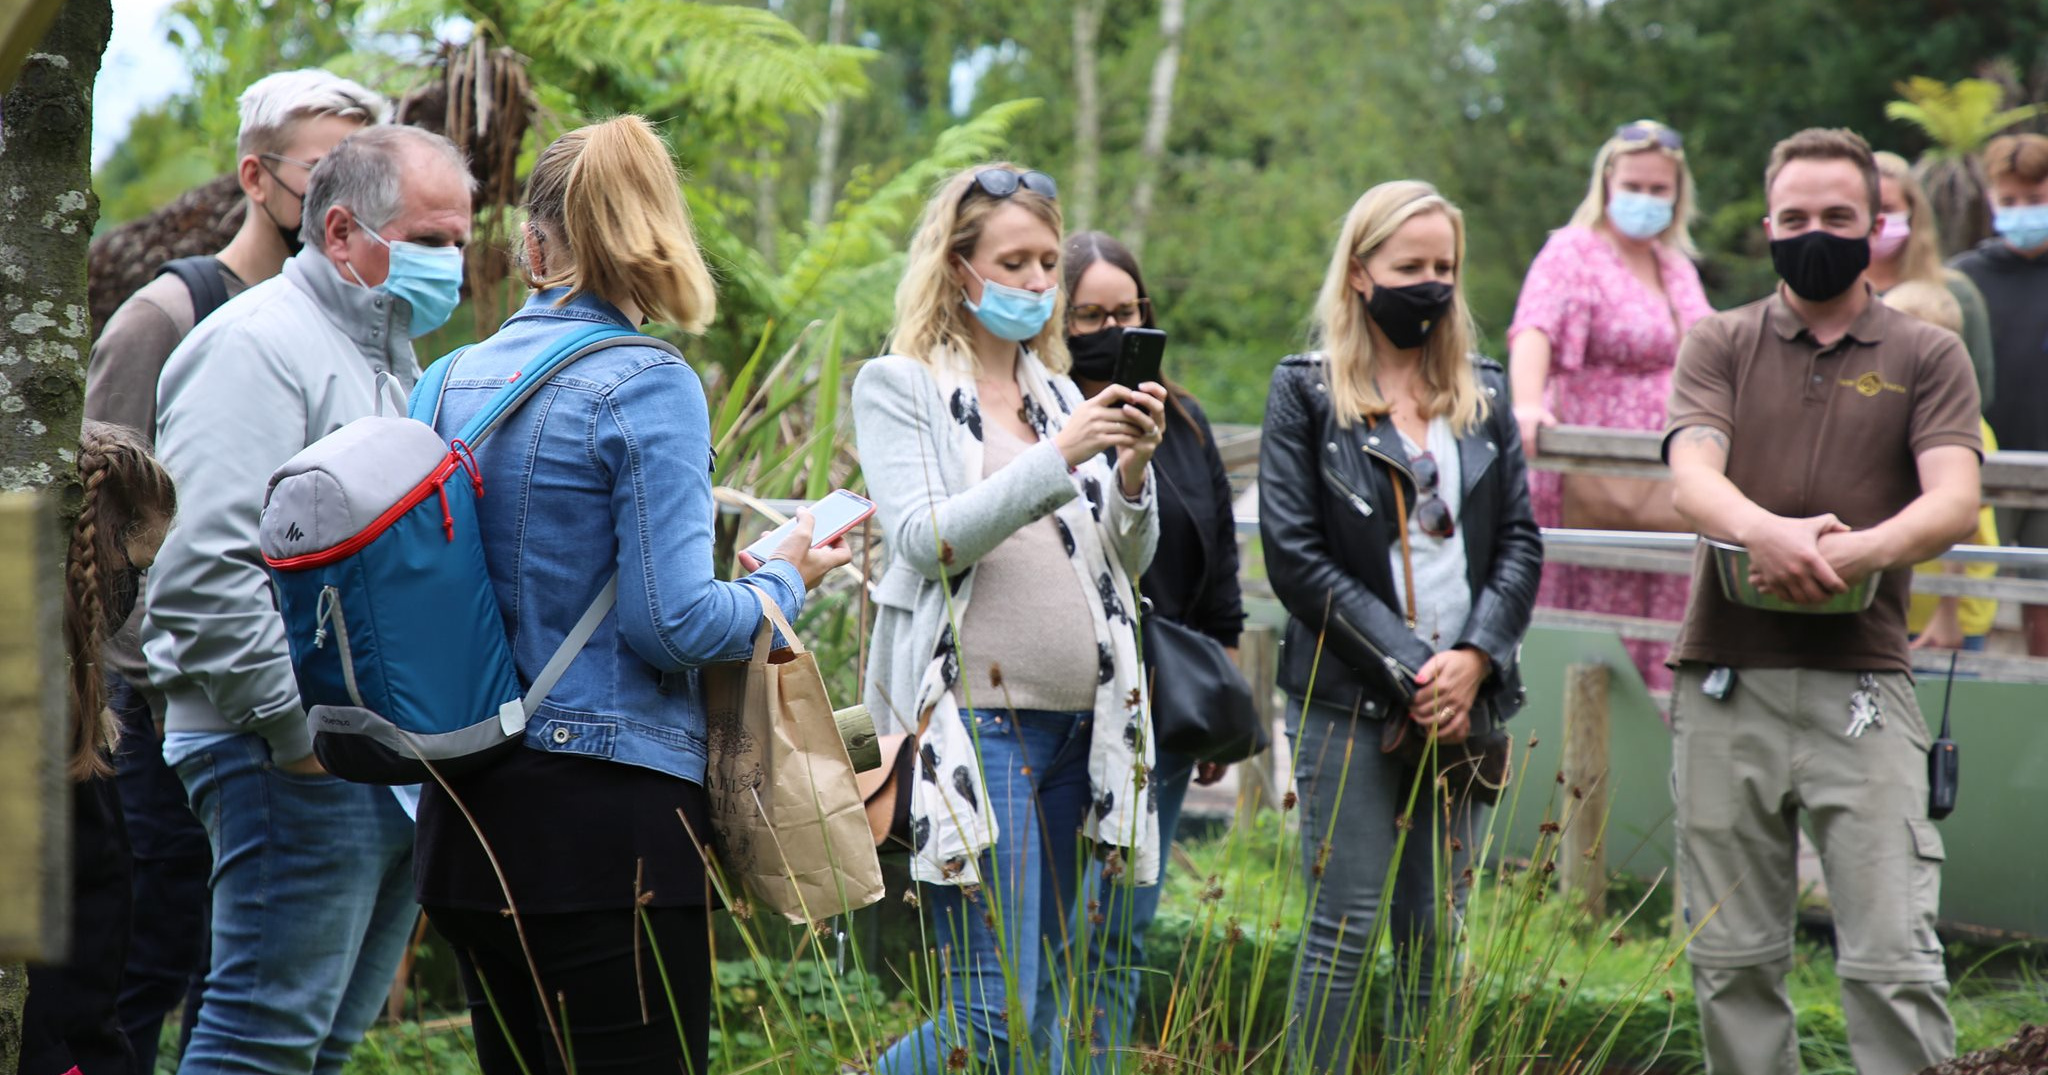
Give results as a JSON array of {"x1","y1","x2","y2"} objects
[
  {"x1": 0, "y1": 492, "x2": 69, "y2": 962},
  {"x1": 1235, "y1": 623, "x2": 1280, "y2": 815},
  {"x1": 1558, "y1": 662, "x2": 1611, "y2": 917}
]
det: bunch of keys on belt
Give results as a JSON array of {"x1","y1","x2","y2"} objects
[{"x1": 1846, "y1": 673, "x2": 1885, "y2": 738}]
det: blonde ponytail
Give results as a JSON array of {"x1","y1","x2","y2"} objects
[{"x1": 525, "y1": 115, "x2": 717, "y2": 334}]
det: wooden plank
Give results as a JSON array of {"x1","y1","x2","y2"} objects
[
  {"x1": 1558, "y1": 663, "x2": 1611, "y2": 917},
  {"x1": 0, "y1": 491, "x2": 68, "y2": 962}
]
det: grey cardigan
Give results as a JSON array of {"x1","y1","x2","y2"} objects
[{"x1": 852, "y1": 353, "x2": 1159, "y2": 735}]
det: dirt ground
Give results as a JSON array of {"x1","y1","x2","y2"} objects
[{"x1": 1922, "y1": 1025, "x2": 2048, "y2": 1075}]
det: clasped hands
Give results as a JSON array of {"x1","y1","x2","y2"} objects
[{"x1": 1740, "y1": 513, "x2": 1887, "y2": 606}]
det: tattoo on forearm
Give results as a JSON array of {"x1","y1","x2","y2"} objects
[{"x1": 1674, "y1": 426, "x2": 1730, "y2": 456}]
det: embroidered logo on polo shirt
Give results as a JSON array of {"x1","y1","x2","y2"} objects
[{"x1": 1841, "y1": 372, "x2": 1906, "y2": 397}]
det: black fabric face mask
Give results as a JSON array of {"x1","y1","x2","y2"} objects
[
  {"x1": 1067, "y1": 327, "x2": 1123, "y2": 383},
  {"x1": 1365, "y1": 280, "x2": 1455, "y2": 350},
  {"x1": 259, "y1": 199, "x2": 305, "y2": 257},
  {"x1": 1769, "y1": 228, "x2": 1870, "y2": 302}
]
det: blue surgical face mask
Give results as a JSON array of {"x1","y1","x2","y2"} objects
[
  {"x1": 961, "y1": 262, "x2": 1057, "y2": 342},
  {"x1": 1607, "y1": 190, "x2": 1675, "y2": 240},
  {"x1": 1994, "y1": 204, "x2": 2048, "y2": 252},
  {"x1": 343, "y1": 212, "x2": 465, "y2": 337}
]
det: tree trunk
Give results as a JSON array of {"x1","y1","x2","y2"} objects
[
  {"x1": 0, "y1": 0, "x2": 106, "y2": 492},
  {"x1": 0, "y1": 0, "x2": 110, "y2": 1062},
  {"x1": 1126, "y1": 0, "x2": 1185, "y2": 259},
  {"x1": 1069, "y1": 0, "x2": 1104, "y2": 232},
  {"x1": 755, "y1": 142, "x2": 778, "y2": 268},
  {"x1": 807, "y1": 0, "x2": 850, "y2": 231}
]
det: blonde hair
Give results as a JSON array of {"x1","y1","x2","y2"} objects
[
  {"x1": 1885, "y1": 278, "x2": 1963, "y2": 335},
  {"x1": 67, "y1": 423, "x2": 177, "y2": 781},
  {"x1": 1873, "y1": 151, "x2": 1946, "y2": 285},
  {"x1": 524, "y1": 116, "x2": 717, "y2": 334},
  {"x1": 1567, "y1": 120, "x2": 1700, "y2": 258},
  {"x1": 1314, "y1": 180, "x2": 1486, "y2": 434},
  {"x1": 888, "y1": 162, "x2": 1068, "y2": 374},
  {"x1": 236, "y1": 69, "x2": 385, "y2": 157}
]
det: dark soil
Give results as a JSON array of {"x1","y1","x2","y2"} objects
[{"x1": 1922, "y1": 1025, "x2": 2048, "y2": 1075}]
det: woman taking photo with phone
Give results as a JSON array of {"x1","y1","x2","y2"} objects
[
  {"x1": 1041, "y1": 230, "x2": 1246, "y2": 1062},
  {"x1": 411, "y1": 115, "x2": 848, "y2": 1075},
  {"x1": 1261, "y1": 180, "x2": 1541, "y2": 1072},
  {"x1": 852, "y1": 164, "x2": 1168, "y2": 1074}
]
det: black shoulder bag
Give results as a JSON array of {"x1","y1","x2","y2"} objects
[{"x1": 1141, "y1": 461, "x2": 1268, "y2": 764}]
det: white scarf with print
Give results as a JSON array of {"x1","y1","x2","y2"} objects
[{"x1": 907, "y1": 347, "x2": 1161, "y2": 888}]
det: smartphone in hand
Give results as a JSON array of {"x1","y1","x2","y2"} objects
[
  {"x1": 1113, "y1": 328, "x2": 1166, "y2": 390},
  {"x1": 738, "y1": 489, "x2": 875, "y2": 572}
]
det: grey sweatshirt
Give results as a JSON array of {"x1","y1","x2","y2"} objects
[{"x1": 143, "y1": 249, "x2": 419, "y2": 762}]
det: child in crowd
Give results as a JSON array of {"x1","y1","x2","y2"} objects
[
  {"x1": 21, "y1": 422, "x2": 178, "y2": 1075},
  {"x1": 1885, "y1": 279, "x2": 1999, "y2": 652}
]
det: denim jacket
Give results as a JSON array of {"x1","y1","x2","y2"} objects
[{"x1": 428, "y1": 290, "x2": 805, "y2": 784}]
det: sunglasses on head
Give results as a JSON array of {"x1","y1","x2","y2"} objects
[
  {"x1": 962, "y1": 168, "x2": 1059, "y2": 207},
  {"x1": 1613, "y1": 122, "x2": 1683, "y2": 151}
]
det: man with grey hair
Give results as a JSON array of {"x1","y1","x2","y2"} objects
[
  {"x1": 82, "y1": 66, "x2": 383, "y2": 1074},
  {"x1": 144, "y1": 124, "x2": 474, "y2": 1075}
]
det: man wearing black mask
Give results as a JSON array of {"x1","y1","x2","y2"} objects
[
  {"x1": 1661, "y1": 127, "x2": 1981, "y2": 1075},
  {"x1": 81, "y1": 67, "x2": 383, "y2": 1075}
]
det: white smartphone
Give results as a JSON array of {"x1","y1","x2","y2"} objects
[{"x1": 738, "y1": 489, "x2": 875, "y2": 571}]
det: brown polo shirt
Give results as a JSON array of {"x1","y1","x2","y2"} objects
[{"x1": 1662, "y1": 286, "x2": 1981, "y2": 672}]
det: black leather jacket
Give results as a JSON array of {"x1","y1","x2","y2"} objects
[{"x1": 1259, "y1": 353, "x2": 1542, "y2": 721}]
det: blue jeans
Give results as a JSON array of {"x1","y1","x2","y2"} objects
[
  {"x1": 110, "y1": 676, "x2": 212, "y2": 1071},
  {"x1": 172, "y1": 733, "x2": 418, "y2": 1074},
  {"x1": 1034, "y1": 750, "x2": 1195, "y2": 1071},
  {"x1": 875, "y1": 709, "x2": 1096, "y2": 1075}
]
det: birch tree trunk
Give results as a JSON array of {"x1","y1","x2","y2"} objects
[
  {"x1": 1127, "y1": 0, "x2": 1185, "y2": 259},
  {"x1": 808, "y1": 0, "x2": 850, "y2": 231},
  {"x1": 0, "y1": 0, "x2": 111, "y2": 1060},
  {"x1": 1069, "y1": 0, "x2": 1105, "y2": 232}
]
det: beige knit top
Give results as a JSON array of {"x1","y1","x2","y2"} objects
[{"x1": 954, "y1": 422, "x2": 1100, "y2": 713}]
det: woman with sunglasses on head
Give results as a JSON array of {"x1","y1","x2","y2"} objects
[
  {"x1": 1039, "y1": 231, "x2": 1246, "y2": 1063},
  {"x1": 852, "y1": 165, "x2": 1169, "y2": 1074},
  {"x1": 1261, "y1": 180, "x2": 1541, "y2": 1072},
  {"x1": 1508, "y1": 119, "x2": 1714, "y2": 695}
]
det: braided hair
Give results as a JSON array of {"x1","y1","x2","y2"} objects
[{"x1": 65, "y1": 422, "x2": 177, "y2": 780}]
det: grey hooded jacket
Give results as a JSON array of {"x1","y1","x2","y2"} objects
[{"x1": 143, "y1": 249, "x2": 419, "y2": 763}]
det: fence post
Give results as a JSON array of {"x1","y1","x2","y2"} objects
[
  {"x1": 1558, "y1": 661, "x2": 1611, "y2": 917},
  {"x1": 0, "y1": 492, "x2": 68, "y2": 962},
  {"x1": 1235, "y1": 623, "x2": 1280, "y2": 815}
]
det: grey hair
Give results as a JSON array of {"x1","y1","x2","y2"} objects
[
  {"x1": 299, "y1": 126, "x2": 473, "y2": 249},
  {"x1": 236, "y1": 69, "x2": 386, "y2": 156}
]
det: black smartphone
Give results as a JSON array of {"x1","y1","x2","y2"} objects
[{"x1": 1112, "y1": 328, "x2": 1166, "y2": 390}]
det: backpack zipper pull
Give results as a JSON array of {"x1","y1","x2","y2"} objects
[
  {"x1": 437, "y1": 480, "x2": 454, "y2": 542},
  {"x1": 314, "y1": 586, "x2": 338, "y2": 649}
]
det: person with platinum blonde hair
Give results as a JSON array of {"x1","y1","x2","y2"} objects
[
  {"x1": 81, "y1": 65, "x2": 383, "y2": 1074},
  {"x1": 1262, "y1": 179, "x2": 1541, "y2": 1072},
  {"x1": 853, "y1": 162, "x2": 1168, "y2": 1074},
  {"x1": 1508, "y1": 119, "x2": 1716, "y2": 694}
]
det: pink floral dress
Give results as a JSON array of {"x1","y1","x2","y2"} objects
[{"x1": 1508, "y1": 225, "x2": 1715, "y2": 692}]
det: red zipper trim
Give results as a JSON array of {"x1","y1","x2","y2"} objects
[{"x1": 265, "y1": 454, "x2": 465, "y2": 571}]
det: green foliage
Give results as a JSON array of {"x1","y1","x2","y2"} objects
[{"x1": 1886, "y1": 77, "x2": 2047, "y2": 158}]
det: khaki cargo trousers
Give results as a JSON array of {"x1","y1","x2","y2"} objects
[{"x1": 1671, "y1": 665, "x2": 1955, "y2": 1075}]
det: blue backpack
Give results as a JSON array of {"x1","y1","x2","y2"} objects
[{"x1": 259, "y1": 325, "x2": 672, "y2": 784}]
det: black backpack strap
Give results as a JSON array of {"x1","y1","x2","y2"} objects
[{"x1": 155, "y1": 256, "x2": 232, "y2": 324}]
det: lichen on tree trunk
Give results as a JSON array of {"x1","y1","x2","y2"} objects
[
  {"x1": 0, "y1": 0, "x2": 109, "y2": 492},
  {"x1": 0, "y1": 0, "x2": 113, "y2": 1068}
]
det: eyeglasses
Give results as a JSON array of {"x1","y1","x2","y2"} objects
[
  {"x1": 961, "y1": 168, "x2": 1059, "y2": 207},
  {"x1": 257, "y1": 152, "x2": 317, "y2": 199},
  {"x1": 1613, "y1": 122, "x2": 1683, "y2": 151},
  {"x1": 1069, "y1": 298, "x2": 1149, "y2": 332},
  {"x1": 1411, "y1": 451, "x2": 1455, "y2": 540}
]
